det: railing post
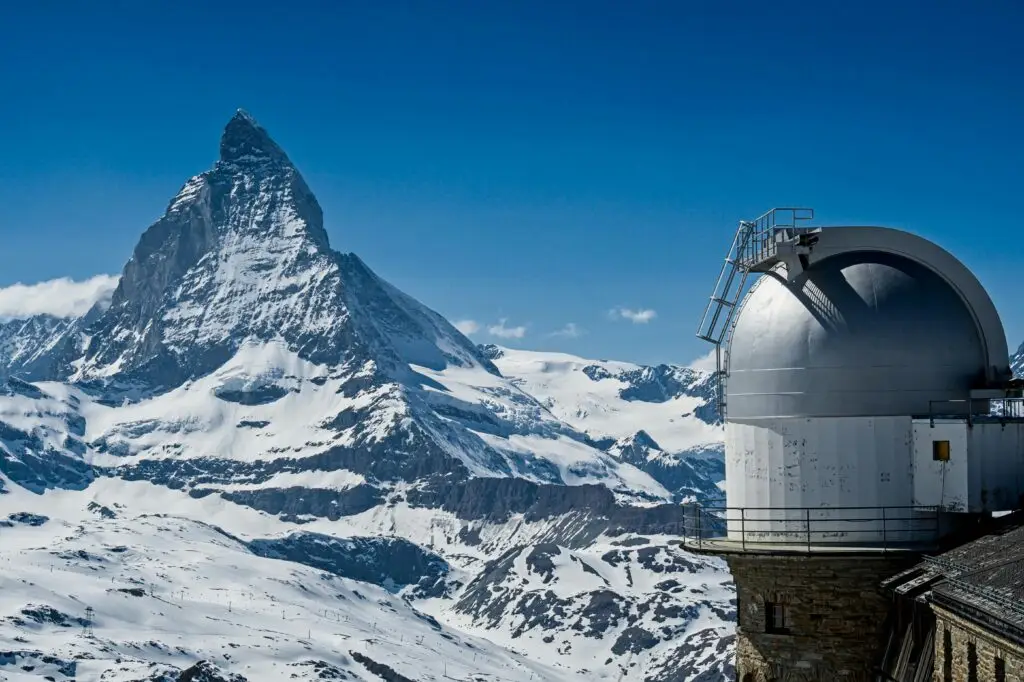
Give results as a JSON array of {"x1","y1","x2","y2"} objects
[
  {"x1": 741, "y1": 508, "x2": 746, "y2": 551},
  {"x1": 805, "y1": 508, "x2": 811, "y2": 551},
  {"x1": 882, "y1": 507, "x2": 887, "y2": 551},
  {"x1": 697, "y1": 504, "x2": 702, "y2": 550}
]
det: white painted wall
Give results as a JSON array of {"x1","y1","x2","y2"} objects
[
  {"x1": 724, "y1": 415, "x2": 1024, "y2": 544},
  {"x1": 911, "y1": 420, "x2": 969, "y2": 511},
  {"x1": 725, "y1": 416, "x2": 916, "y2": 543},
  {"x1": 970, "y1": 422, "x2": 1024, "y2": 511}
]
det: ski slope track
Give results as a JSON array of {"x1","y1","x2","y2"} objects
[{"x1": 0, "y1": 111, "x2": 733, "y2": 681}]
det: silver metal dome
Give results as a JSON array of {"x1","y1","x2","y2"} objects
[{"x1": 726, "y1": 227, "x2": 1008, "y2": 420}]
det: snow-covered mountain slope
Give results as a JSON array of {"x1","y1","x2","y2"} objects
[
  {"x1": 0, "y1": 474, "x2": 735, "y2": 681},
  {"x1": 481, "y1": 346, "x2": 720, "y2": 451},
  {"x1": 481, "y1": 346, "x2": 724, "y2": 501},
  {"x1": 425, "y1": 540, "x2": 735, "y2": 682},
  {"x1": 1012, "y1": 341, "x2": 1023, "y2": 378},
  {"x1": 0, "y1": 487, "x2": 578, "y2": 682}
]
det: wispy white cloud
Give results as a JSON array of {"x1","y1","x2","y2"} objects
[
  {"x1": 550, "y1": 322, "x2": 584, "y2": 338},
  {"x1": 453, "y1": 319, "x2": 481, "y2": 335},
  {"x1": 0, "y1": 275, "x2": 120, "y2": 321},
  {"x1": 488, "y1": 318, "x2": 527, "y2": 339},
  {"x1": 687, "y1": 347, "x2": 719, "y2": 373},
  {"x1": 608, "y1": 307, "x2": 657, "y2": 324}
]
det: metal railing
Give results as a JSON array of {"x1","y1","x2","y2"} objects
[
  {"x1": 679, "y1": 503, "x2": 942, "y2": 552},
  {"x1": 928, "y1": 397, "x2": 1024, "y2": 426},
  {"x1": 695, "y1": 207, "x2": 817, "y2": 419},
  {"x1": 734, "y1": 207, "x2": 816, "y2": 270}
]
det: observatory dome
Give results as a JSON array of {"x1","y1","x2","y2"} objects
[{"x1": 726, "y1": 250, "x2": 988, "y2": 420}]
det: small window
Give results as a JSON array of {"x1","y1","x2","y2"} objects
[
  {"x1": 995, "y1": 656, "x2": 1006, "y2": 682},
  {"x1": 943, "y1": 629, "x2": 953, "y2": 682},
  {"x1": 765, "y1": 601, "x2": 790, "y2": 634},
  {"x1": 933, "y1": 440, "x2": 951, "y2": 461},
  {"x1": 968, "y1": 642, "x2": 978, "y2": 682}
]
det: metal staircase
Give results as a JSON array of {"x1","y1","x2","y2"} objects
[{"x1": 695, "y1": 208, "x2": 817, "y2": 418}]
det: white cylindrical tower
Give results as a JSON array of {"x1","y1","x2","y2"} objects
[
  {"x1": 688, "y1": 213, "x2": 1017, "y2": 682},
  {"x1": 721, "y1": 225, "x2": 1010, "y2": 545}
]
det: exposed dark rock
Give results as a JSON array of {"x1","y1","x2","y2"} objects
[
  {"x1": 643, "y1": 632, "x2": 735, "y2": 682},
  {"x1": 177, "y1": 660, "x2": 247, "y2": 682},
  {"x1": 408, "y1": 477, "x2": 690, "y2": 543},
  {"x1": 582, "y1": 364, "x2": 614, "y2": 382},
  {"x1": 350, "y1": 651, "x2": 416, "y2": 682},
  {"x1": 18, "y1": 605, "x2": 89, "y2": 628},
  {"x1": 0, "y1": 650, "x2": 76, "y2": 678},
  {"x1": 0, "y1": 421, "x2": 95, "y2": 493},
  {"x1": 612, "y1": 625, "x2": 660, "y2": 655},
  {"x1": 287, "y1": 659, "x2": 353, "y2": 680},
  {"x1": 88, "y1": 501, "x2": 117, "y2": 519},
  {"x1": 6, "y1": 512, "x2": 48, "y2": 526},
  {"x1": 476, "y1": 344, "x2": 504, "y2": 361},
  {"x1": 247, "y1": 533, "x2": 449, "y2": 594},
  {"x1": 215, "y1": 484, "x2": 383, "y2": 520},
  {"x1": 213, "y1": 385, "x2": 290, "y2": 405}
]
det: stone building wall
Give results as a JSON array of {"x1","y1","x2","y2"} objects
[
  {"x1": 727, "y1": 552, "x2": 917, "y2": 682},
  {"x1": 932, "y1": 605, "x2": 1024, "y2": 682}
]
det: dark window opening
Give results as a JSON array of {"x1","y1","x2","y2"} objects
[
  {"x1": 765, "y1": 601, "x2": 790, "y2": 634},
  {"x1": 995, "y1": 656, "x2": 1006, "y2": 682},
  {"x1": 933, "y1": 440, "x2": 951, "y2": 461},
  {"x1": 943, "y1": 629, "x2": 952, "y2": 682},
  {"x1": 967, "y1": 642, "x2": 978, "y2": 682}
]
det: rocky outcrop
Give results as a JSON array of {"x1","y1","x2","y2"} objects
[
  {"x1": 350, "y1": 651, "x2": 416, "y2": 682},
  {"x1": 248, "y1": 533, "x2": 449, "y2": 594},
  {"x1": 214, "y1": 484, "x2": 383, "y2": 520},
  {"x1": 178, "y1": 660, "x2": 248, "y2": 682},
  {"x1": 451, "y1": 542, "x2": 734, "y2": 681}
]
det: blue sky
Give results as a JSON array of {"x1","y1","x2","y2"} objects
[{"x1": 1, "y1": 1, "x2": 1022, "y2": 365}]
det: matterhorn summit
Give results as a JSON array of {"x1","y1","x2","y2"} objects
[{"x1": 74, "y1": 109, "x2": 490, "y2": 390}]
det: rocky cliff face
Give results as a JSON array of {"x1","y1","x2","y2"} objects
[
  {"x1": 0, "y1": 111, "x2": 732, "y2": 680},
  {"x1": 0, "y1": 315, "x2": 86, "y2": 381}
]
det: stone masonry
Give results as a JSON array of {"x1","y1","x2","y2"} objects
[
  {"x1": 727, "y1": 552, "x2": 917, "y2": 682},
  {"x1": 932, "y1": 605, "x2": 1024, "y2": 682}
]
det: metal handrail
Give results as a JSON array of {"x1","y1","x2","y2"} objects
[
  {"x1": 735, "y1": 207, "x2": 816, "y2": 268},
  {"x1": 928, "y1": 396, "x2": 1024, "y2": 426},
  {"x1": 678, "y1": 503, "x2": 942, "y2": 552},
  {"x1": 694, "y1": 208, "x2": 817, "y2": 420}
]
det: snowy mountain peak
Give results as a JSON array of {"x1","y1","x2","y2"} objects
[
  {"x1": 622, "y1": 429, "x2": 661, "y2": 451},
  {"x1": 72, "y1": 110, "x2": 335, "y2": 385},
  {"x1": 219, "y1": 108, "x2": 292, "y2": 167}
]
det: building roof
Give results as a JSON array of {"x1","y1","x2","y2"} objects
[{"x1": 884, "y1": 512, "x2": 1024, "y2": 644}]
